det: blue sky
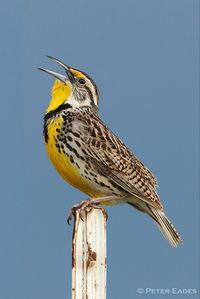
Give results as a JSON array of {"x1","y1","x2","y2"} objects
[{"x1": 0, "y1": 0, "x2": 199, "y2": 298}]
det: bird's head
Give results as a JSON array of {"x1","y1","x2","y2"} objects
[{"x1": 39, "y1": 56, "x2": 99, "y2": 114}]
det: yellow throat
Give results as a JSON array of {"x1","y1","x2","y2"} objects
[{"x1": 46, "y1": 80, "x2": 72, "y2": 113}]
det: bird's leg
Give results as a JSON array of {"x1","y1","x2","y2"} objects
[
  {"x1": 67, "y1": 199, "x2": 90, "y2": 224},
  {"x1": 67, "y1": 195, "x2": 126, "y2": 224}
]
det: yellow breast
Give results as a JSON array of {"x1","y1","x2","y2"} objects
[{"x1": 45, "y1": 116, "x2": 102, "y2": 197}]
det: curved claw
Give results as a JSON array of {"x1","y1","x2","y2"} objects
[
  {"x1": 67, "y1": 199, "x2": 108, "y2": 225},
  {"x1": 67, "y1": 199, "x2": 90, "y2": 225},
  {"x1": 67, "y1": 208, "x2": 75, "y2": 225}
]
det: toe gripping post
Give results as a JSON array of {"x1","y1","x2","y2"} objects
[{"x1": 72, "y1": 207, "x2": 107, "y2": 299}]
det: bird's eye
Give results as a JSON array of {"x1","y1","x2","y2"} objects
[{"x1": 78, "y1": 78, "x2": 86, "y2": 85}]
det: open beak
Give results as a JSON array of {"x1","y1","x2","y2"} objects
[
  {"x1": 38, "y1": 56, "x2": 75, "y2": 84},
  {"x1": 37, "y1": 68, "x2": 67, "y2": 83}
]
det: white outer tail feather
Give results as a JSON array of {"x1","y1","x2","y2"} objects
[{"x1": 150, "y1": 208, "x2": 182, "y2": 247}]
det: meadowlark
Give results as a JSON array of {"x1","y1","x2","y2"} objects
[{"x1": 39, "y1": 56, "x2": 182, "y2": 247}]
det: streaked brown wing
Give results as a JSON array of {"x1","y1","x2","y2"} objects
[{"x1": 78, "y1": 113, "x2": 163, "y2": 210}]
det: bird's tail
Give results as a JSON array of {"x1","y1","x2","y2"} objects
[{"x1": 149, "y1": 207, "x2": 183, "y2": 247}]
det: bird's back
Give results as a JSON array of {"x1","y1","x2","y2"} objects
[{"x1": 44, "y1": 106, "x2": 162, "y2": 209}]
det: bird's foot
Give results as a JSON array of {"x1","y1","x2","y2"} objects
[{"x1": 67, "y1": 199, "x2": 108, "y2": 224}]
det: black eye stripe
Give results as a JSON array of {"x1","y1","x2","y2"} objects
[
  {"x1": 79, "y1": 71, "x2": 99, "y2": 97},
  {"x1": 85, "y1": 85, "x2": 94, "y2": 104}
]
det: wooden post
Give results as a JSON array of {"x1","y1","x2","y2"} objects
[{"x1": 72, "y1": 208, "x2": 107, "y2": 299}]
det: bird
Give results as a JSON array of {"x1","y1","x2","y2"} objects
[{"x1": 38, "y1": 56, "x2": 182, "y2": 247}]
